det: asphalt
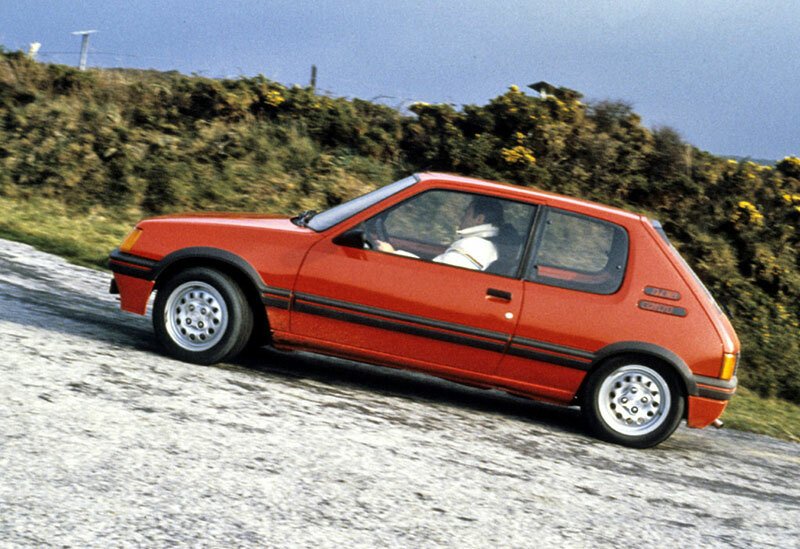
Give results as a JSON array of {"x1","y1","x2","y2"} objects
[{"x1": 1, "y1": 238, "x2": 798, "y2": 548}]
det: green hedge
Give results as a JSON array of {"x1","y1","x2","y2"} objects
[{"x1": 1, "y1": 52, "x2": 798, "y2": 401}]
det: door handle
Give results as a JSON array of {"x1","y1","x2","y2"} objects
[{"x1": 486, "y1": 288, "x2": 512, "y2": 301}]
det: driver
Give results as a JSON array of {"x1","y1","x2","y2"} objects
[{"x1": 376, "y1": 196, "x2": 503, "y2": 271}]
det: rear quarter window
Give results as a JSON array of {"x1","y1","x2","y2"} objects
[{"x1": 527, "y1": 209, "x2": 628, "y2": 294}]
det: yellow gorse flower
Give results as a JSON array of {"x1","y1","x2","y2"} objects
[
  {"x1": 781, "y1": 156, "x2": 800, "y2": 168},
  {"x1": 735, "y1": 200, "x2": 764, "y2": 224},
  {"x1": 501, "y1": 145, "x2": 537, "y2": 166},
  {"x1": 264, "y1": 89, "x2": 285, "y2": 107}
]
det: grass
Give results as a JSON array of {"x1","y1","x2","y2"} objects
[
  {"x1": 0, "y1": 196, "x2": 138, "y2": 269},
  {"x1": 0, "y1": 195, "x2": 798, "y2": 444},
  {"x1": 722, "y1": 386, "x2": 800, "y2": 443}
]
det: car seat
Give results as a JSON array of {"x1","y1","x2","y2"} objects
[{"x1": 485, "y1": 223, "x2": 524, "y2": 276}]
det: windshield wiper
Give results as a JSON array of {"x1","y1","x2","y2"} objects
[{"x1": 292, "y1": 209, "x2": 318, "y2": 227}]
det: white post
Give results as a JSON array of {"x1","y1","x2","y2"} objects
[
  {"x1": 71, "y1": 31, "x2": 97, "y2": 71},
  {"x1": 79, "y1": 34, "x2": 90, "y2": 70},
  {"x1": 27, "y1": 42, "x2": 41, "y2": 60}
]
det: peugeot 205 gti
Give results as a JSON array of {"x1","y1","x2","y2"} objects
[{"x1": 109, "y1": 173, "x2": 739, "y2": 447}]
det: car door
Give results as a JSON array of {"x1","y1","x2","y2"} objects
[
  {"x1": 290, "y1": 188, "x2": 537, "y2": 377},
  {"x1": 496, "y1": 207, "x2": 631, "y2": 402}
]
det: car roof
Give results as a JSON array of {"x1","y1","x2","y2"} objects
[{"x1": 416, "y1": 172, "x2": 644, "y2": 223}]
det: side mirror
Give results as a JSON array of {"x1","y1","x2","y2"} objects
[{"x1": 332, "y1": 228, "x2": 366, "y2": 249}]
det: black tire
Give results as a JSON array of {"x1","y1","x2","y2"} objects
[
  {"x1": 244, "y1": 307, "x2": 271, "y2": 352},
  {"x1": 153, "y1": 267, "x2": 253, "y2": 365},
  {"x1": 580, "y1": 356, "x2": 685, "y2": 448}
]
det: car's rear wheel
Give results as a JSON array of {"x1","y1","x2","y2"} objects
[
  {"x1": 153, "y1": 267, "x2": 253, "y2": 365},
  {"x1": 581, "y1": 357, "x2": 684, "y2": 448}
]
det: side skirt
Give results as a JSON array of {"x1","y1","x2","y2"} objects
[{"x1": 271, "y1": 330, "x2": 578, "y2": 405}]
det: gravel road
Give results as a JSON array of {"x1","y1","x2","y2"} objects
[{"x1": 0, "y1": 238, "x2": 798, "y2": 548}]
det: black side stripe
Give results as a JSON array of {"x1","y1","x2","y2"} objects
[
  {"x1": 262, "y1": 296, "x2": 290, "y2": 309},
  {"x1": 506, "y1": 346, "x2": 592, "y2": 371},
  {"x1": 291, "y1": 292, "x2": 598, "y2": 371},
  {"x1": 295, "y1": 293, "x2": 509, "y2": 343},
  {"x1": 512, "y1": 336, "x2": 595, "y2": 361},
  {"x1": 287, "y1": 293, "x2": 737, "y2": 394},
  {"x1": 293, "y1": 300, "x2": 507, "y2": 353},
  {"x1": 265, "y1": 287, "x2": 292, "y2": 298},
  {"x1": 262, "y1": 287, "x2": 292, "y2": 310}
]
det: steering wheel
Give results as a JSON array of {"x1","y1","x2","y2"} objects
[{"x1": 363, "y1": 217, "x2": 389, "y2": 249}]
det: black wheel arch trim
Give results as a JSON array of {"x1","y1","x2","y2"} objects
[
  {"x1": 150, "y1": 247, "x2": 268, "y2": 293},
  {"x1": 590, "y1": 341, "x2": 700, "y2": 397}
]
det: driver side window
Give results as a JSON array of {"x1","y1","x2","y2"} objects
[
  {"x1": 361, "y1": 189, "x2": 536, "y2": 277},
  {"x1": 380, "y1": 190, "x2": 471, "y2": 257}
]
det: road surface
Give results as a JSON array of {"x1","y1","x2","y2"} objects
[{"x1": 0, "y1": 238, "x2": 798, "y2": 547}]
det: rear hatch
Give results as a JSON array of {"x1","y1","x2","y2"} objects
[{"x1": 650, "y1": 220, "x2": 740, "y2": 356}]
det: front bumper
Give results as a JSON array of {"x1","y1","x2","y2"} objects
[
  {"x1": 108, "y1": 249, "x2": 159, "y2": 315},
  {"x1": 108, "y1": 248, "x2": 158, "y2": 280}
]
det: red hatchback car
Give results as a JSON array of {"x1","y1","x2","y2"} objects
[{"x1": 109, "y1": 173, "x2": 739, "y2": 447}]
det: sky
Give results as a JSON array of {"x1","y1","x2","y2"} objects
[{"x1": 2, "y1": 0, "x2": 799, "y2": 160}]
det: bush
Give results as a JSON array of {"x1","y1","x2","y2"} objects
[{"x1": 0, "y1": 50, "x2": 797, "y2": 403}]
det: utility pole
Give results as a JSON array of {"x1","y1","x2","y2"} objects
[
  {"x1": 71, "y1": 30, "x2": 97, "y2": 71},
  {"x1": 310, "y1": 65, "x2": 317, "y2": 91}
]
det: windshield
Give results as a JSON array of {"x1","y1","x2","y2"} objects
[
  {"x1": 652, "y1": 220, "x2": 724, "y2": 315},
  {"x1": 305, "y1": 175, "x2": 419, "y2": 231}
]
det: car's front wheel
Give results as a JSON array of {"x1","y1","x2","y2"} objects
[
  {"x1": 581, "y1": 357, "x2": 684, "y2": 448},
  {"x1": 153, "y1": 267, "x2": 253, "y2": 365}
]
